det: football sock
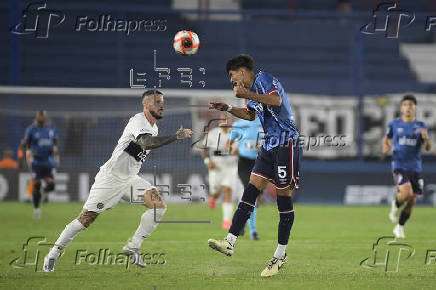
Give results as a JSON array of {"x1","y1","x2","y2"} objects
[
  {"x1": 32, "y1": 181, "x2": 42, "y2": 209},
  {"x1": 273, "y1": 244, "x2": 287, "y2": 259},
  {"x1": 222, "y1": 202, "x2": 233, "y2": 222},
  {"x1": 395, "y1": 197, "x2": 404, "y2": 208},
  {"x1": 226, "y1": 233, "x2": 237, "y2": 246},
  {"x1": 228, "y1": 184, "x2": 261, "y2": 240},
  {"x1": 248, "y1": 202, "x2": 258, "y2": 235},
  {"x1": 130, "y1": 208, "x2": 166, "y2": 249},
  {"x1": 399, "y1": 211, "x2": 410, "y2": 226},
  {"x1": 277, "y1": 195, "x2": 295, "y2": 246},
  {"x1": 48, "y1": 219, "x2": 86, "y2": 257}
]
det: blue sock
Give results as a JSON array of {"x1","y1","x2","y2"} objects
[{"x1": 248, "y1": 202, "x2": 257, "y2": 235}]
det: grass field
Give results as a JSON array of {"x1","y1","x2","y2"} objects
[{"x1": 0, "y1": 202, "x2": 435, "y2": 289}]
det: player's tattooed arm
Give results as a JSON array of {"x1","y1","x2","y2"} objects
[
  {"x1": 209, "y1": 102, "x2": 256, "y2": 121},
  {"x1": 136, "y1": 126, "x2": 193, "y2": 150}
]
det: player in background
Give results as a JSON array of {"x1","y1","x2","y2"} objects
[
  {"x1": 20, "y1": 111, "x2": 59, "y2": 219},
  {"x1": 208, "y1": 54, "x2": 301, "y2": 277},
  {"x1": 383, "y1": 95, "x2": 431, "y2": 238},
  {"x1": 226, "y1": 113, "x2": 263, "y2": 240},
  {"x1": 43, "y1": 90, "x2": 192, "y2": 272},
  {"x1": 202, "y1": 113, "x2": 239, "y2": 230}
]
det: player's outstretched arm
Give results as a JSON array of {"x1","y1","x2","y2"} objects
[
  {"x1": 209, "y1": 101, "x2": 255, "y2": 121},
  {"x1": 136, "y1": 126, "x2": 192, "y2": 150},
  {"x1": 233, "y1": 82, "x2": 282, "y2": 106}
]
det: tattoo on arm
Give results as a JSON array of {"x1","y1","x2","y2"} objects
[{"x1": 136, "y1": 134, "x2": 178, "y2": 150}]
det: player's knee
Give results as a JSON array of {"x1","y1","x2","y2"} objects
[
  {"x1": 143, "y1": 188, "x2": 166, "y2": 209},
  {"x1": 408, "y1": 195, "x2": 417, "y2": 206},
  {"x1": 241, "y1": 183, "x2": 261, "y2": 206},
  {"x1": 277, "y1": 187, "x2": 293, "y2": 197},
  {"x1": 277, "y1": 195, "x2": 294, "y2": 213},
  {"x1": 78, "y1": 209, "x2": 99, "y2": 228}
]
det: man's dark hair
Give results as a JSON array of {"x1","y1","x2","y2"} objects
[
  {"x1": 226, "y1": 54, "x2": 255, "y2": 73},
  {"x1": 142, "y1": 89, "x2": 163, "y2": 101},
  {"x1": 401, "y1": 94, "x2": 417, "y2": 105}
]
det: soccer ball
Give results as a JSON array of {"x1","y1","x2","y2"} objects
[{"x1": 173, "y1": 30, "x2": 200, "y2": 55}]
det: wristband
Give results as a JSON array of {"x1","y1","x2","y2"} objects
[
  {"x1": 226, "y1": 105, "x2": 233, "y2": 112},
  {"x1": 203, "y1": 157, "x2": 210, "y2": 165}
]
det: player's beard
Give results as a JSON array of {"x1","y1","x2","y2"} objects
[{"x1": 150, "y1": 109, "x2": 163, "y2": 120}]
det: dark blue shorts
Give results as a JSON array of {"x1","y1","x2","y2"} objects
[
  {"x1": 32, "y1": 165, "x2": 54, "y2": 180},
  {"x1": 251, "y1": 139, "x2": 301, "y2": 189},
  {"x1": 393, "y1": 168, "x2": 424, "y2": 195}
]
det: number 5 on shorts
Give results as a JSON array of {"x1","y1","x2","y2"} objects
[{"x1": 278, "y1": 166, "x2": 287, "y2": 178}]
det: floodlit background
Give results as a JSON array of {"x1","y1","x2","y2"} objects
[{"x1": 1, "y1": 1, "x2": 436, "y2": 289}]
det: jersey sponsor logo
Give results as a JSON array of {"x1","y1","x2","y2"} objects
[
  {"x1": 397, "y1": 128, "x2": 404, "y2": 133},
  {"x1": 398, "y1": 136, "x2": 417, "y2": 146},
  {"x1": 37, "y1": 138, "x2": 52, "y2": 146}
]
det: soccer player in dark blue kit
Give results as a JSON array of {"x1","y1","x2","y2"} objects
[
  {"x1": 208, "y1": 54, "x2": 301, "y2": 277},
  {"x1": 383, "y1": 95, "x2": 432, "y2": 238},
  {"x1": 21, "y1": 111, "x2": 59, "y2": 219}
]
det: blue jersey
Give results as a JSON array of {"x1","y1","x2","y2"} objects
[
  {"x1": 229, "y1": 118, "x2": 262, "y2": 160},
  {"x1": 386, "y1": 118, "x2": 428, "y2": 172},
  {"x1": 23, "y1": 124, "x2": 58, "y2": 167},
  {"x1": 247, "y1": 71, "x2": 299, "y2": 151}
]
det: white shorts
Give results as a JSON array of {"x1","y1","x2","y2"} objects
[
  {"x1": 84, "y1": 170, "x2": 155, "y2": 213},
  {"x1": 208, "y1": 165, "x2": 239, "y2": 194}
]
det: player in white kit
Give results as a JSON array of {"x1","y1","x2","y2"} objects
[
  {"x1": 202, "y1": 113, "x2": 241, "y2": 230},
  {"x1": 43, "y1": 90, "x2": 192, "y2": 272}
]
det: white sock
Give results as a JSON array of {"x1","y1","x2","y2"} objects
[
  {"x1": 226, "y1": 233, "x2": 237, "y2": 246},
  {"x1": 222, "y1": 202, "x2": 233, "y2": 222},
  {"x1": 49, "y1": 219, "x2": 85, "y2": 257},
  {"x1": 130, "y1": 208, "x2": 167, "y2": 249},
  {"x1": 274, "y1": 244, "x2": 287, "y2": 259}
]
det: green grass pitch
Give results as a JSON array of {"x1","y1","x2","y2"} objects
[{"x1": 1, "y1": 202, "x2": 435, "y2": 289}]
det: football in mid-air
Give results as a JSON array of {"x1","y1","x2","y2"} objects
[{"x1": 173, "y1": 30, "x2": 200, "y2": 55}]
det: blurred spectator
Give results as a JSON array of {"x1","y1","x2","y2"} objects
[
  {"x1": 63, "y1": 116, "x2": 98, "y2": 156},
  {"x1": 0, "y1": 148, "x2": 19, "y2": 169},
  {"x1": 337, "y1": 0, "x2": 352, "y2": 13}
]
